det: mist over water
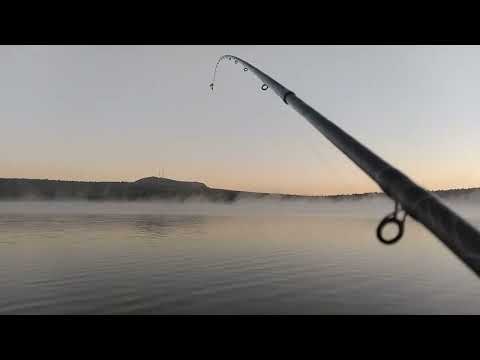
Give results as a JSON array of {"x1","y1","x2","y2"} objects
[
  {"x1": 1, "y1": 197, "x2": 480, "y2": 314},
  {"x1": 0, "y1": 197, "x2": 390, "y2": 215}
]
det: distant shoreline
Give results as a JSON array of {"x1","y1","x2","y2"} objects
[{"x1": 0, "y1": 177, "x2": 478, "y2": 202}]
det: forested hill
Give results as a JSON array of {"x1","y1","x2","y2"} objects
[{"x1": 0, "y1": 177, "x2": 478, "y2": 202}]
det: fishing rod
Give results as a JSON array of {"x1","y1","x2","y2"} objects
[{"x1": 210, "y1": 54, "x2": 480, "y2": 277}]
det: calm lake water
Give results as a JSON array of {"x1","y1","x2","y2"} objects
[{"x1": 1, "y1": 199, "x2": 480, "y2": 314}]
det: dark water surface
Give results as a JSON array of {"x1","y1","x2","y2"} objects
[{"x1": 1, "y1": 200, "x2": 480, "y2": 314}]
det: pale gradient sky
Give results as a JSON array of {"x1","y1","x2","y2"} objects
[{"x1": 1, "y1": 45, "x2": 479, "y2": 195}]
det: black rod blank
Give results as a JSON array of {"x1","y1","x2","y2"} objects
[{"x1": 211, "y1": 55, "x2": 480, "y2": 277}]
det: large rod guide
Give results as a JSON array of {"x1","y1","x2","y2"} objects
[{"x1": 210, "y1": 55, "x2": 480, "y2": 277}]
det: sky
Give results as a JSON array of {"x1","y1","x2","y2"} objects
[{"x1": 1, "y1": 45, "x2": 479, "y2": 196}]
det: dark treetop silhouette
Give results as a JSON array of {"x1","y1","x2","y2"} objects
[{"x1": 210, "y1": 55, "x2": 480, "y2": 278}]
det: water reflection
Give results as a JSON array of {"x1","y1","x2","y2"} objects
[
  {"x1": 132, "y1": 215, "x2": 207, "y2": 237},
  {"x1": 0, "y1": 200, "x2": 479, "y2": 314}
]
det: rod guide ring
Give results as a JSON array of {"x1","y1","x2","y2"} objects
[
  {"x1": 377, "y1": 216, "x2": 404, "y2": 244},
  {"x1": 377, "y1": 201, "x2": 407, "y2": 245}
]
